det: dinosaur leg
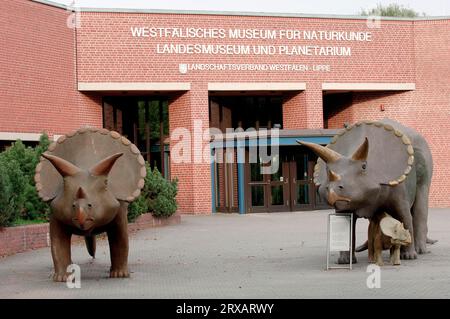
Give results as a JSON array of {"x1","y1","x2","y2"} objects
[
  {"x1": 412, "y1": 184, "x2": 430, "y2": 254},
  {"x1": 337, "y1": 214, "x2": 357, "y2": 264},
  {"x1": 374, "y1": 232, "x2": 384, "y2": 266},
  {"x1": 395, "y1": 202, "x2": 417, "y2": 260},
  {"x1": 107, "y1": 204, "x2": 129, "y2": 278},
  {"x1": 49, "y1": 217, "x2": 72, "y2": 282},
  {"x1": 368, "y1": 222, "x2": 375, "y2": 263},
  {"x1": 389, "y1": 246, "x2": 395, "y2": 264},
  {"x1": 391, "y1": 245, "x2": 401, "y2": 265}
]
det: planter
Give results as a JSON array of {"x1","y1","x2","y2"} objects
[{"x1": 0, "y1": 212, "x2": 180, "y2": 257}]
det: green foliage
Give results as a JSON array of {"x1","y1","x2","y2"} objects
[
  {"x1": 0, "y1": 164, "x2": 16, "y2": 227},
  {"x1": 0, "y1": 133, "x2": 51, "y2": 226},
  {"x1": 147, "y1": 167, "x2": 178, "y2": 218},
  {"x1": 360, "y1": 3, "x2": 425, "y2": 17},
  {"x1": 128, "y1": 191, "x2": 149, "y2": 222},
  {"x1": 128, "y1": 163, "x2": 178, "y2": 222}
]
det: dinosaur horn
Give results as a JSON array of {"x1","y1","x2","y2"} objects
[
  {"x1": 90, "y1": 153, "x2": 123, "y2": 176},
  {"x1": 297, "y1": 140, "x2": 341, "y2": 163},
  {"x1": 76, "y1": 187, "x2": 86, "y2": 199},
  {"x1": 352, "y1": 137, "x2": 369, "y2": 161},
  {"x1": 328, "y1": 169, "x2": 340, "y2": 182},
  {"x1": 41, "y1": 153, "x2": 81, "y2": 177}
]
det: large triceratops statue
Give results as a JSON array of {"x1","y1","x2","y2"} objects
[
  {"x1": 298, "y1": 119, "x2": 435, "y2": 263},
  {"x1": 35, "y1": 127, "x2": 146, "y2": 281}
]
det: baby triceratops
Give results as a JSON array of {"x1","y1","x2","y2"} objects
[
  {"x1": 368, "y1": 212, "x2": 412, "y2": 266},
  {"x1": 35, "y1": 127, "x2": 146, "y2": 281}
]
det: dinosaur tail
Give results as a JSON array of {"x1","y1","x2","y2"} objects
[
  {"x1": 355, "y1": 240, "x2": 368, "y2": 252},
  {"x1": 427, "y1": 237, "x2": 438, "y2": 245},
  {"x1": 85, "y1": 235, "x2": 96, "y2": 258}
]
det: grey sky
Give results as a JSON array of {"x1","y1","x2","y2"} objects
[{"x1": 51, "y1": 0, "x2": 450, "y2": 16}]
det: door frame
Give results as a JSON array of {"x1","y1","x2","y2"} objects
[
  {"x1": 244, "y1": 146, "x2": 327, "y2": 213},
  {"x1": 288, "y1": 154, "x2": 316, "y2": 211}
]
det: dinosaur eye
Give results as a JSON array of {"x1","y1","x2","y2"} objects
[
  {"x1": 88, "y1": 203, "x2": 92, "y2": 208},
  {"x1": 72, "y1": 203, "x2": 76, "y2": 208},
  {"x1": 362, "y1": 162, "x2": 367, "y2": 170}
]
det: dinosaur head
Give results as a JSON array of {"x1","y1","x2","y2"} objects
[
  {"x1": 379, "y1": 213, "x2": 412, "y2": 246},
  {"x1": 297, "y1": 121, "x2": 414, "y2": 217},
  {"x1": 298, "y1": 138, "x2": 380, "y2": 212},
  {"x1": 42, "y1": 153, "x2": 123, "y2": 232}
]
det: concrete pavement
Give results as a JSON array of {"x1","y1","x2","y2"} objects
[{"x1": 1, "y1": 209, "x2": 450, "y2": 298}]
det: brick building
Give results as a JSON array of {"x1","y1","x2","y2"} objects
[{"x1": 1, "y1": 0, "x2": 449, "y2": 214}]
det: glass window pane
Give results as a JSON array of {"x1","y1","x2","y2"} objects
[
  {"x1": 296, "y1": 154, "x2": 308, "y2": 181},
  {"x1": 297, "y1": 184, "x2": 310, "y2": 204},
  {"x1": 251, "y1": 186, "x2": 265, "y2": 206},
  {"x1": 250, "y1": 161, "x2": 263, "y2": 181},
  {"x1": 271, "y1": 185, "x2": 283, "y2": 205},
  {"x1": 270, "y1": 154, "x2": 282, "y2": 181},
  {"x1": 162, "y1": 100, "x2": 169, "y2": 136},
  {"x1": 149, "y1": 100, "x2": 161, "y2": 141}
]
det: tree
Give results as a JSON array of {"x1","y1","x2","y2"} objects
[{"x1": 360, "y1": 3, "x2": 425, "y2": 17}]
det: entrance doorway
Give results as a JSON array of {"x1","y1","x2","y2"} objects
[
  {"x1": 246, "y1": 147, "x2": 328, "y2": 212},
  {"x1": 102, "y1": 96, "x2": 170, "y2": 177}
]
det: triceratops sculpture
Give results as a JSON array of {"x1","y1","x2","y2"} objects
[
  {"x1": 35, "y1": 127, "x2": 146, "y2": 281},
  {"x1": 298, "y1": 119, "x2": 434, "y2": 263}
]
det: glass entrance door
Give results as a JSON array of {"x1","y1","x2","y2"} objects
[
  {"x1": 289, "y1": 153, "x2": 315, "y2": 210},
  {"x1": 245, "y1": 146, "x2": 327, "y2": 213},
  {"x1": 247, "y1": 154, "x2": 269, "y2": 212},
  {"x1": 268, "y1": 154, "x2": 290, "y2": 211},
  {"x1": 247, "y1": 152, "x2": 290, "y2": 212}
]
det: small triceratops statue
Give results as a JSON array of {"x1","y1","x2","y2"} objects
[
  {"x1": 367, "y1": 212, "x2": 412, "y2": 266},
  {"x1": 298, "y1": 119, "x2": 435, "y2": 264},
  {"x1": 35, "y1": 127, "x2": 146, "y2": 281}
]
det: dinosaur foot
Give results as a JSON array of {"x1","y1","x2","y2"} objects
[
  {"x1": 110, "y1": 268, "x2": 130, "y2": 278},
  {"x1": 337, "y1": 251, "x2": 357, "y2": 264},
  {"x1": 400, "y1": 250, "x2": 417, "y2": 260}
]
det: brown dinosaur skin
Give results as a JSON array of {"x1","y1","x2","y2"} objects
[
  {"x1": 35, "y1": 128, "x2": 145, "y2": 282},
  {"x1": 368, "y1": 212, "x2": 412, "y2": 266},
  {"x1": 299, "y1": 119, "x2": 435, "y2": 264},
  {"x1": 44, "y1": 154, "x2": 130, "y2": 281}
]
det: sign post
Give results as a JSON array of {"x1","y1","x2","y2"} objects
[{"x1": 326, "y1": 213, "x2": 353, "y2": 270}]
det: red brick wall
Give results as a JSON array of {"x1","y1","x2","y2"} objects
[
  {"x1": 412, "y1": 20, "x2": 450, "y2": 207},
  {"x1": 0, "y1": 224, "x2": 49, "y2": 257},
  {"x1": 169, "y1": 83, "x2": 211, "y2": 214},
  {"x1": 0, "y1": 0, "x2": 102, "y2": 139},
  {"x1": 283, "y1": 91, "x2": 307, "y2": 129},
  {"x1": 76, "y1": 13, "x2": 416, "y2": 83}
]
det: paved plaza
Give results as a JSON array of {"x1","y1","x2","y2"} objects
[{"x1": 1, "y1": 209, "x2": 450, "y2": 298}]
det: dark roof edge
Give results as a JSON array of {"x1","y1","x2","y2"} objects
[{"x1": 31, "y1": 1, "x2": 450, "y2": 21}]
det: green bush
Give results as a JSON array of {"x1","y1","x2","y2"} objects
[
  {"x1": 0, "y1": 151, "x2": 27, "y2": 226},
  {"x1": 128, "y1": 190, "x2": 149, "y2": 222},
  {"x1": 128, "y1": 163, "x2": 178, "y2": 222},
  {"x1": 147, "y1": 167, "x2": 178, "y2": 218},
  {"x1": 0, "y1": 134, "x2": 51, "y2": 226},
  {"x1": 0, "y1": 164, "x2": 17, "y2": 227}
]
